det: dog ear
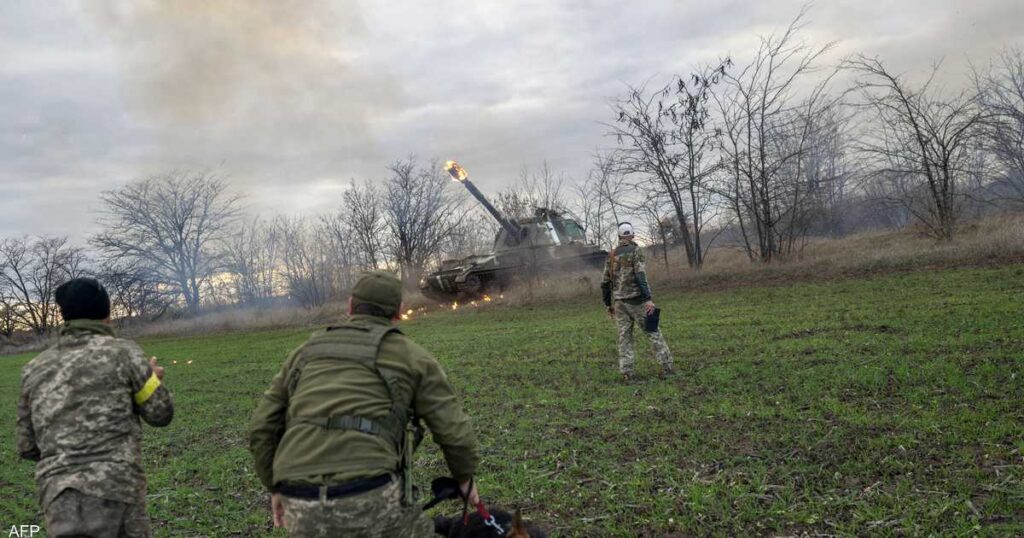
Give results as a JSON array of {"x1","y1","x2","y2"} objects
[{"x1": 508, "y1": 509, "x2": 529, "y2": 538}]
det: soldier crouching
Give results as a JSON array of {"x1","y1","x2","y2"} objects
[
  {"x1": 248, "y1": 270, "x2": 481, "y2": 537},
  {"x1": 17, "y1": 277, "x2": 174, "y2": 537}
]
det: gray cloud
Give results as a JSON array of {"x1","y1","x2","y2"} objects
[{"x1": 1, "y1": 0, "x2": 1022, "y2": 240}]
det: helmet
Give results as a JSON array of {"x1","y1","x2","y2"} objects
[{"x1": 617, "y1": 222, "x2": 634, "y2": 237}]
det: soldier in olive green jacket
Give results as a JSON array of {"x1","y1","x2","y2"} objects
[{"x1": 248, "y1": 270, "x2": 480, "y2": 537}]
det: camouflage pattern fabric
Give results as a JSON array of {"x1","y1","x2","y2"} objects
[
  {"x1": 280, "y1": 480, "x2": 434, "y2": 538},
  {"x1": 602, "y1": 239, "x2": 651, "y2": 301},
  {"x1": 45, "y1": 488, "x2": 151, "y2": 538},
  {"x1": 17, "y1": 319, "x2": 174, "y2": 513},
  {"x1": 614, "y1": 300, "x2": 673, "y2": 374}
]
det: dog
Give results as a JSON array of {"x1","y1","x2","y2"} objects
[
  {"x1": 423, "y1": 477, "x2": 546, "y2": 537},
  {"x1": 433, "y1": 508, "x2": 546, "y2": 538}
]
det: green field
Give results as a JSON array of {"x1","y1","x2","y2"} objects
[{"x1": 2, "y1": 266, "x2": 1023, "y2": 536}]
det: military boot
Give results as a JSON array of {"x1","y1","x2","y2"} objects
[{"x1": 659, "y1": 367, "x2": 676, "y2": 380}]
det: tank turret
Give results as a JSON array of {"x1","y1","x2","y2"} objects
[{"x1": 420, "y1": 160, "x2": 608, "y2": 301}]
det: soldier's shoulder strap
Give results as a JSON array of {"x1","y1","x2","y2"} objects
[
  {"x1": 285, "y1": 323, "x2": 410, "y2": 447},
  {"x1": 286, "y1": 324, "x2": 401, "y2": 397}
]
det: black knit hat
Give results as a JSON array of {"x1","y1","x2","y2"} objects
[{"x1": 55, "y1": 277, "x2": 111, "y2": 321}]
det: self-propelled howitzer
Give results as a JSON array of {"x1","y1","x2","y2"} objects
[{"x1": 419, "y1": 161, "x2": 608, "y2": 301}]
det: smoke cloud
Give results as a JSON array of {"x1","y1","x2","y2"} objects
[
  {"x1": 83, "y1": 0, "x2": 400, "y2": 179},
  {"x1": 3, "y1": 0, "x2": 1023, "y2": 240}
]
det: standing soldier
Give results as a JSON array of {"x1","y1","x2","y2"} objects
[
  {"x1": 248, "y1": 270, "x2": 480, "y2": 537},
  {"x1": 17, "y1": 277, "x2": 174, "y2": 537},
  {"x1": 601, "y1": 222, "x2": 675, "y2": 381}
]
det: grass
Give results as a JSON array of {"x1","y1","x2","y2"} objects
[{"x1": 1, "y1": 265, "x2": 1023, "y2": 536}]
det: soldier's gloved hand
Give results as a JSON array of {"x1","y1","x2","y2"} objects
[
  {"x1": 271, "y1": 493, "x2": 285, "y2": 527},
  {"x1": 149, "y1": 357, "x2": 165, "y2": 380},
  {"x1": 644, "y1": 301, "x2": 656, "y2": 315},
  {"x1": 459, "y1": 479, "x2": 480, "y2": 506}
]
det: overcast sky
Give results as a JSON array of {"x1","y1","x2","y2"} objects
[{"x1": 2, "y1": 0, "x2": 1021, "y2": 241}]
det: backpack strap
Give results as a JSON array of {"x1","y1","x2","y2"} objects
[{"x1": 285, "y1": 324, "x2": 411, "y2": 448}]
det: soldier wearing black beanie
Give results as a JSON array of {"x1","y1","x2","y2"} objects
[
  {"x1": 20, "y1": 276, "x2": 173, "y2": 536},
  {"x1": 55, "y1": 277, "x2": 111, "y2": 321}
]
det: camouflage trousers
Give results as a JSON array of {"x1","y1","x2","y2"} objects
[
  {"x1": 614, "y1": 300, "x2": 673, "y2": 374},
  {"x1": 44, "y1": 488, "x2": 150, "y2": 538},
  {"x1": 280, "y1": 479, "x2": 434, "y2": 538}
]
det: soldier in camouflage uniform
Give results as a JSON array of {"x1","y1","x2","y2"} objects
[
  {"x1": 248, "y1": 270, "x2": 480, "y2": 538},
  {"x1": 601, "y1": 222, "x2": 675, "y2": 381},
  {"x1": 17, "y1": 277, "x2": 174, "y2": 538}
]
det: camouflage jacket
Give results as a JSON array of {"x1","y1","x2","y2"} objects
[
  {"x1": 601, "y1": 238, "x2": 653, "y2": 305},
  {"x1": 17, "y1": 319, "x2": 174, "y2": 508}
]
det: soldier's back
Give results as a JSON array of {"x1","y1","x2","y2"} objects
[{"x1": 22, "y1": 330, "x2": 148, "y2": 508}]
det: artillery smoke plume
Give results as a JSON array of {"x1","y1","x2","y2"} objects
[{"x1": 84, "y1": 0, "x2": 400, "y2": 177}]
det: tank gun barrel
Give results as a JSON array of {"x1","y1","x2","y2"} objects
[{"x1": 445, "y1": 161, "x2": 524, "y2": 244}]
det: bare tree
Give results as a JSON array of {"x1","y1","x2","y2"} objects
[
  {"x1": 0, "y1": 236, "x2": 86, "y2": 334},
  {"x1": 569, "y1": 177, "x2": 603, "y2": 248},
  {"x1": 318, "y1": 211, "x2": 360, "y2": 294},
  {"x1": 974, "y1": 46, "x2": 1024, "y2": 206},
  {"x1": 494, "y1": 189, "x2": 535, "y2": 222},
  {"x1": 862, "y1": 170, "x2": 914, "y2": 229},
  {"x1": 767, "y1": 93, "x2": 846, "y2": 255},
  {"x1": 802, "y1": 105, "x2": 857, "y2": 237},
  {"x1": 96, "y1": 259, "x2": 172, "y2": 322},
  {"x1": 637, "y1": 193, "x2": 675, "y2": 270},
  {"x1": 343, "y1": 180, "x2": 387, "y2": 269},
  {"x1": 609, "y1": 58, "x2": 732, "y2": 268},
  {"x1": 437, "y1": 210, "x2": 498, "y2": 261},
  {"x1": 0, "y1": 296, "x2": 15, "y2": 338},
  {"x1": 571, "y1": 152, "x2": 629, "y2": 249},
  {"x1": 714, "y1": 9, "x2": 837, "y2": 261},
  {"x1": 224, "y1": 216, "x2": 280, "y2": 305},
  {"x1": 492, "y1": 163, "x2": 569, "y2": 222},
  {"x1": 849, "y1": 56, "x2": 986, "y2": 240},
  {"x1": 273, "y1": 213, "x2": 359, "y2": 309},
  {"x1": 608, "y1": 83, "x2": 699, "y2": 267},
  {"x1": 93, "y1": 171, "x2": 241, "y2": 312},
  {"x1": 668, "y1": 61, "x2": 732, "y2": 266},
  {"x1": 383, "y1": 157, "x2": 466, "y2": 284},
  {"x1": 519, "y1": 162, "x2": 568, "y2": 214},
  {"x1": 275, "y1": 217, "x2": 332, "y2": 309}
]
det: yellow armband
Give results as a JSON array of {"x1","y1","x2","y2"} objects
[{"x1": 134, "y1": 373, "x2": 161, "y2": 405}]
